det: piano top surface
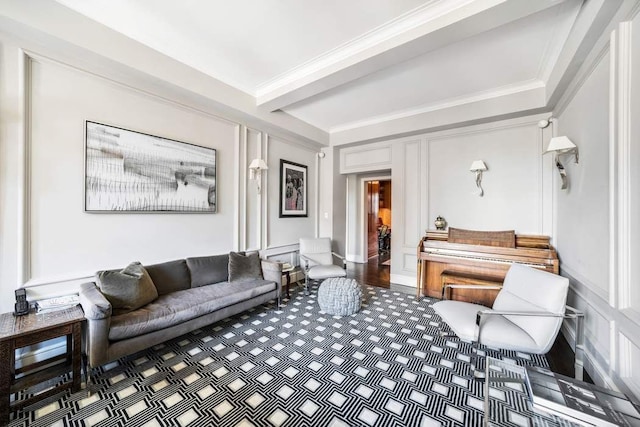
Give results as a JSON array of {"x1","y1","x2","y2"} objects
[{"x1": 419, "y1": 230, "x2": 557, "y2": 261}]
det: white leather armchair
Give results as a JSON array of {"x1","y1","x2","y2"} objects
[
  {"x1": 299, "y1": 238, "x2": 347, "y2": 295},
  {"x1": 433, "y1": 263, "x2": 585, "y2": 379}
]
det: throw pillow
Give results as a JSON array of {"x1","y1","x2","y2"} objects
[
  {"x1": 96, "y1": 262, "x2": 158, "y2": 314},
  {"x1": 228, "y1": 251, "x2": 263, "y2": 282}
]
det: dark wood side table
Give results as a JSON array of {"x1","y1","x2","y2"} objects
[
  {"x1": 282, "y1": 265, "x2": 299, "y2": 299},
  {"x1": 0, "y1": 305, "x2": 84, "y2": 424}
]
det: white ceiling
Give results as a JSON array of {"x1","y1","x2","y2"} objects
[{"x1": 50, "y1": 0, "x2": 597, "y2": 144}]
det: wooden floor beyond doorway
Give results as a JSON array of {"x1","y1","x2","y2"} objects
[{"x1": 347, "y1": 256, "x2": 390, "y2": 288}]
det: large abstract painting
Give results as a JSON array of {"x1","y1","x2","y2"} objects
[{"x1": 85, "y1": 121, "x2": 216, "y2": 212}]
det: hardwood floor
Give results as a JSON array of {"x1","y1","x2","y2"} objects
[
  {"x1": 347, "y1": 256, "x2": 390, "y2": 288},
  {"x1": 344, "y1": 257, "x2": 591, "y2": 382}
]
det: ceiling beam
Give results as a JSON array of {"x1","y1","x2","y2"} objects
[
  {"x1": 257, "y1": 0, "x2": 568, "y2": 112},
  {"x1": 545, "y1": 0, "x2": 624, "y2": 107}
]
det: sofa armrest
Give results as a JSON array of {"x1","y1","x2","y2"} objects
[
  {"x1": 261, "y1": 260, "x2": 283, "y2": 290},
  {"x1": 79, "y1": 282, "x2": 112, "y2": 368},
  {"x1": 79, "y1": 282, "x2": 112, "y2": 320}
]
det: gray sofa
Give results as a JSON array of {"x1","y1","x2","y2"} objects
[{"x1": 79, "y1": 253, "x2": 282, "y2": 368}]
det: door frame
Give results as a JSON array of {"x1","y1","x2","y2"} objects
[{"x1": 358, "y1": 174, "x2": 391, "y2": 263}]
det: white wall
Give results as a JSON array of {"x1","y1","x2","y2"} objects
[
  {"x1": 331, "y1": 148, "x2": 347, "y2": 255},
  {"x1": 266, "y1": 136, "x2": 318, "y2": 249},
  {"x1": 0, "y1": 37, "x2": 321, "y2": 313},
  {"x1": 341, "y1": 115, "x2": 553, "y2": 286},
  {"x1": 318, "y1": 147, "x2": 333, "y2": 239},
  {"x1": 0, "y1": 48, "x2": 233, "y2": 307},
  {"x1": 427, "y1": 123, "x2": 546, "y2": 233},
  {"x1": 555, "y1": 52, "x2": 610, "y2": 298},
  {"x1": 29, "y1": 58, "x2": 237, "y2": 278},
  {"x1": 553, "y1": 2, "x2": 640, "y2": 400}
]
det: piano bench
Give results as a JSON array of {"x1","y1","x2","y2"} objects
[{"x1": 440, "y1": 270, "x2": 504, "y2": 300}]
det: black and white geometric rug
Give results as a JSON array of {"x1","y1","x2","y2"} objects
[{"x1": 10, "y1": 284, "x2": 549, "y2": 427}]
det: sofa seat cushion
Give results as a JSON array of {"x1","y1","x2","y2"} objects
[{"x1": 109, "y1": 279, "x2": 276, "y2": 341}]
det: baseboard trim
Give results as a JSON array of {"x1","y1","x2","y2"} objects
[
  {"x1": 390, "y1": 273, "x2": 415, "y2": 288},
  {"x1": 390, "y1": 283, "x2": 415, "y2": 295}
]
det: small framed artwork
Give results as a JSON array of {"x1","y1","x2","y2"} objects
[
  {"x1": 279, "y1": 159, "x2": 307, "y2": 217},
  {"x1": 85, "y1": 121, "x2": 216, "y2": 213}
]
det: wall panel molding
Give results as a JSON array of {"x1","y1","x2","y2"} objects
[
  {"x1": 19, "y1": 52, "x2": 242, "y2": 292},
  {"x1": 25, "y1": 51, "x2": 240, "y2": 125},
  {"x1": 385, "y1": 115, "x2": 549, "y2": 288},
  {"x1": 339, "y1": 140, "x2": 392, "y2": 174},
  {"x1": 563, "y1": 266, "x2": 640, "y2": 399},
  {"x1": 236, "y1": 126, "x2": 247, "y2": 251},
  {"x1": 562, "y1": 265, "x2": 609, "y2": 302},
  {"x1": 426, "y1": 117, "x2": 547, "y2": 234},
  {"x1": 611, "y1": 11, "x2": 640, "y2": 327},
  {"x1": 618, "y1": 333, "x2": 640, "y2": 398},
  {"x1": 17, "y1": 49, "x2": 31, "y2": 287},
  {"x1": 401, "y1": 140, "x2": 421, "y2": 249},
  {"x1": 614, "y1": 21, "x2": 632, "y2": 311},
  {"x1": 262, "y1": 133, "x2": 270, "y2": 250}
]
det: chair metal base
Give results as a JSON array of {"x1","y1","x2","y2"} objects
[{"x1": 470, "y1": 347, "x2": 486, "y2": 380}]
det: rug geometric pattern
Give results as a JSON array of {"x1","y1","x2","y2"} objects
[{"x1": 9, "y1": 284, "x2": 550, "y2": 427}]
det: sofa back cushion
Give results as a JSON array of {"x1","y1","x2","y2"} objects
[
  {"x1": 145, "y1": 259, "x2": 191, "y2": 295},
  {"x1": 186, "y1": 254, "x2": 230, "y2": 288}
]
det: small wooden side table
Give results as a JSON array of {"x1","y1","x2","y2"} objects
[
  {"x1": 282, "y1": 264, "x2": 299, "y2": 299},
  {"x1": 0, "y1": 305, "x2": 84, "y2": 424}
]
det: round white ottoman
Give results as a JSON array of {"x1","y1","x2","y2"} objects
[{"x1": 318, "y1": 277, "x2": 362, "y2": 316}]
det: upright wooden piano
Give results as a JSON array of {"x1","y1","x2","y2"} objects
[{"x1": 417, "y1": 228, "x2": 559, "y2": 306}]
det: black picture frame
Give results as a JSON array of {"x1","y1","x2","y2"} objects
[{"x1": 279, "y1": 159, "x2": 308, "y2": 218}]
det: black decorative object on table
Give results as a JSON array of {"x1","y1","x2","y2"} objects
[{"x1": 13, "y1": 289, "x2": 29, "y2": 317}]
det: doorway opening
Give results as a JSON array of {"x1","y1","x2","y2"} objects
[{"x1": 365, "y1": 179, "x2": 391, "y2": 264}]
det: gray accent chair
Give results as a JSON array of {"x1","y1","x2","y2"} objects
[
  {"x1": 298, "y1": 237, "x2": 347, "y2": 295},
  {"x1": 80, "y1": 253, "x2": 282, "y2": 370},
  {"x1": 433, "y1": 263, "x2": 585, "y2": 379}
]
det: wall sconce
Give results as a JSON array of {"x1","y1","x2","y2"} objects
[
  {"x1": 469, "y1": 160, "x2": 488, "y2": 197},
  {"x1": 539, "y1": 118, "x2": 579, "y2": 190},
  {"x1": 248, "y1": 158, "x2": 268, "y2": 194}
]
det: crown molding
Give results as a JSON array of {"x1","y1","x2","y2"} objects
[
  {"x1": 329, "y1": 82, "x2": 547, "y2": 146},
  {"x1": 330, "y1": 80, "x2": 545, "y2": 134}
]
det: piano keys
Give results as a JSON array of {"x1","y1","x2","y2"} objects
[{"x1": 417, "y1": 229, "x2": 559, "y2": 306}]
